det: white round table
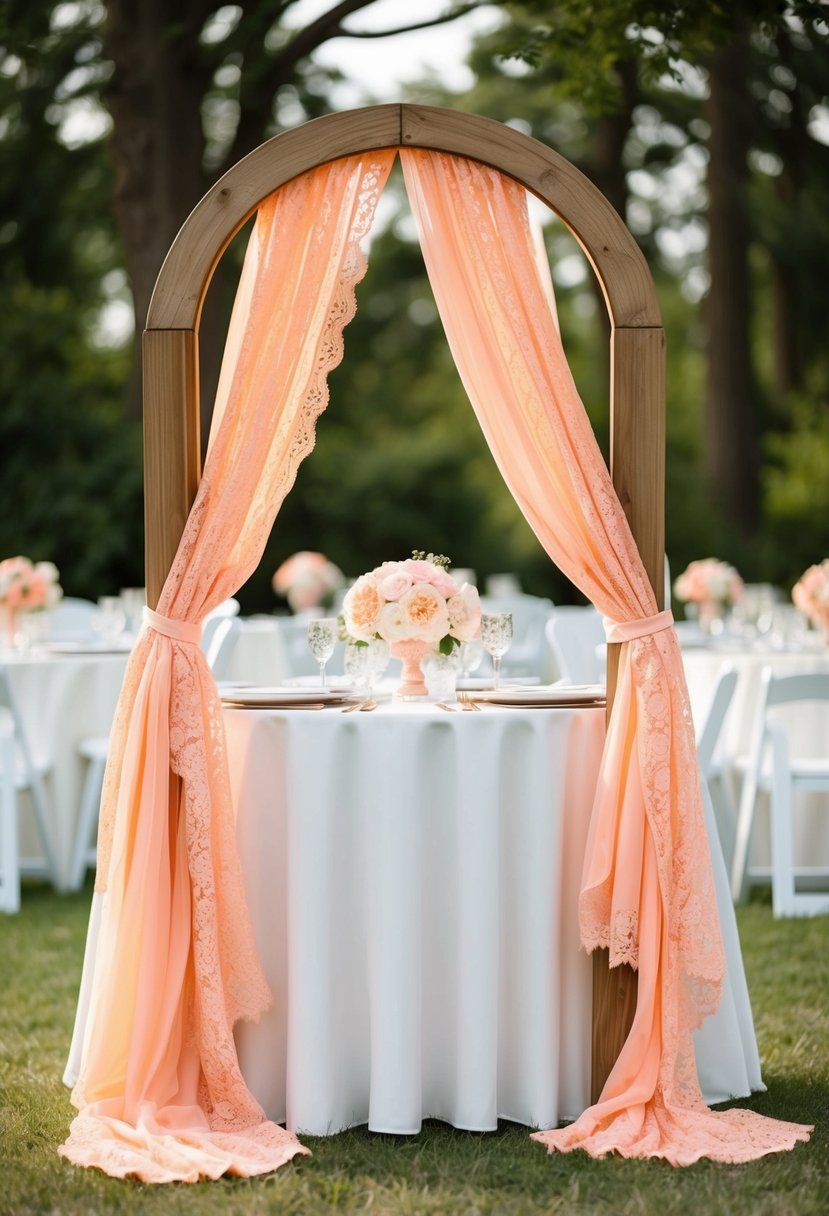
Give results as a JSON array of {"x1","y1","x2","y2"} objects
[
  {"x1": 2, "y1": 645, "x2": 129, "y2": 889},
  {"x1": 682, "y1": 643, "x2": 829, "y2": 871},
  {"x1": 221, "y1": 697, "x2": 762, "y2": 1136}
]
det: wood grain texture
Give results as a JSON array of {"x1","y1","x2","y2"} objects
[
  {"x1": 610, "y1": 327, "x2": 666, "y2": 603},
  {"x1": 591, "y1": 949, "x2": 641, "y2": 1103},
  {"x1": 592, "y1": 324, "x2": 666, "y2": 1101},
  {"x1": 143, "y1": 330, "x2": 200, "y2": 606},
  {"x1": 403, "y1": 106, "x2": 660, "y2": 329},
  {"x1": 147, "y1": 105, "x2": 402, "y2": 330},
  {"x1": 147, "y1": 104, "x2": 661, "y2": 333}
]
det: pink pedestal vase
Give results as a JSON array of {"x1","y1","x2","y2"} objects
[{"x1": 390, "y1": 638, "x2": 433, "y2": 699}]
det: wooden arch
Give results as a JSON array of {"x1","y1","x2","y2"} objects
[{"x1": 143, "y1": 102, "x2": 665, "y2": 1100}]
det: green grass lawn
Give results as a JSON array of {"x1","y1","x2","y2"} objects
[{"x1": 1, "y1": 883, "x2": 827, "y2": 1216}]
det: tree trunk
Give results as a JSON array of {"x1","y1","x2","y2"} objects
[
  {"x1": 704, "y1": 37, "x2": 759, "y2": 535},
  {"x1": 104, "y1": 0, "x2": 212, "y2": 423}
]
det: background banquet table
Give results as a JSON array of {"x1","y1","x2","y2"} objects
[
  {"x1": 2, "y1": 646, "x2": 129, "y2": 889},
  {"x1": 682, "y1": 643, "x2": 829, "y2": 871},
  {"x1": 222, "y1": 697, "x2": 762, "y2": 1137}
]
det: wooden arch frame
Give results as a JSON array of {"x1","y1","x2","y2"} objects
[{"x1": 143, "y1": 102, "x2": 665, "y2": 1100}]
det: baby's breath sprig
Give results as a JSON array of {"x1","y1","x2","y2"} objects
[{"x1": 411, "y1": 549, "x2": 451, "y2": 570}]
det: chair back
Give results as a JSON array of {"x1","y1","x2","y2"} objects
[
  {"x1": 0, "y1": 666, "x2": 58, "y2": 883},
  {"x1": 203, "y1": 616, "x2": 241, "y2": 679},
  {"x1": 696, "y1": 666, "x2": 738, "y2": 776},
  {"x1": 545, "y1": 606, "x2": 605, "y2": 684},
  {"x1": 480, "y1": 594, "x2": 554, "y2": 677},
  {"x1": 201, "y1": 598, "x2": 241, "y2": 658},
  {"x1": 50, "y1": 597, "x2": 98, "y2": 641},
  {"x1": 0, "y1": 713, "x2": 19, "y2": 912}
]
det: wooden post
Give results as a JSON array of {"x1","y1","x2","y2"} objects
[
  {"x1": 142, "y1": 329, "x2": 201, "y2": 607},
  {"x1": 591, "y1": 324, "x2": 666, "y2": 1101}
]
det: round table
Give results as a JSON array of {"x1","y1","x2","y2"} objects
[
  {"x1": 2, "y1": 645, "x2": 129, "y2": 889},
  {"x1": 220, "y1": 697, "x2": 762, "y2": 1136},
  {"x1": 682, "y1": 642, "x2": 829, "y2": 872}
]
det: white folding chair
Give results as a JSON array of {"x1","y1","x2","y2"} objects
[
  {"x1": 695, "y1": 666, "x2": 738, "y2": 869},
  {"x1": 731, "y1": 668, "x2": 829, "y2": 916},
  {"x1": 200, "y1": 597, "x2": 241, "y2": 658},
  {"x1": 480, "y1": 594, "x2": 555, "y2": 678},
  {"x1": 0, "y1": 666, "x2": 59, "y2": 891},
  {"x1": 0, "y1": 713, "x2": 20, "y2": 913},
  {"x1": 544, "y1": 606, "x2": 605, "y2": 684},
  {"x1": 50, "y1": 596, "x2": 98, "y2": 642},
  {"x1": 203, "y1": 615, "x2": 241, "y2": 679},
  {"x1": 70, "y1": 604, "x2": 241, "y2": 890}
]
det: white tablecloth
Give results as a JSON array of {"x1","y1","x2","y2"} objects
[
  {"x1": 219, "y1": 698, "x2": 762, "y2": 1135},
  {"x1": 682, "y1": 645, "x2": 829, "y2": 868},
  {"x1": 2, "y1": 648, "x2": 128, "y2": 888}
]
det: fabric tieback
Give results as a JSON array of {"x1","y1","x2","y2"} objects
[
  {"x1": 142, "y1": 606, "x2": 202, "y2": 645},
  {"x1": 603, "y1": 609, "x2": 674, "y2": 645}
]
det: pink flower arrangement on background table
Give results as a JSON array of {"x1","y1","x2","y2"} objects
[
  {"x1": 272, "y1": 550, "x2": 344, "y2": 613},
  {"x1": 792, "y1": 559, "x2": 829, "y2": 640},
  {"x1": 0, "y1": 555, "x2": 63, "y2": 645},
  {"x1": 673, "y1": 557, "x2": 743, "y2": 632},
  {"x1": 342, "y1": 551, "x2": 481, "y2": 697}
]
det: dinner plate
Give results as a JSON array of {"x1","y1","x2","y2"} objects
[
  {"x1": 219, "y1": 685, "x2": 350, "y2": 706},
  {"x1": 46, "y1": 640, "x2": 133, "y2": 654},
  {"x1": 456, "y1": 676, "x2": 540, "y2": 690},
  {"x1": 471, "y1": 683, "x2": 606, "y2": 706}
]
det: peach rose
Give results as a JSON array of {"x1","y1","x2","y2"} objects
[
  {"x1": 399, "y1": 582, "x2": 449, "y2": 642},
  {"x1": 342, "y1": 574, "x2": 383, "y2": 641},
  {"x1": 447, "y1": 583, "x2": 482, "y2": 641}
]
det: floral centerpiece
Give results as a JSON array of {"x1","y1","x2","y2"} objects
[
  {"x1": 342, "y1": 551, "x2": 481, "y2": 697},
  {"x1": 272, "y1": 550, "x2": 344, "y2": 613},
  {"x1": 792, "y1": 560, "x2": 829, "y2": 640},
  {"x1": 673, "y1": 557, "x2": 743, "y2": 631},
  {"x1": 0, "y1": 556, "x2": 63, "y2": 645}
]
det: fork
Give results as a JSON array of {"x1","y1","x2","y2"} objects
[{"x1": 458, "y1": 693, "x2": 481, "y2": 711}]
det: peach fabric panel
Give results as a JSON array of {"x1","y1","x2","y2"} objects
[
  {"x1": 60, "y1": 151, "x2": 396, "y2": 1182},
  {"x1": 400, "y1": 148, "x2": 810, "y2": 1163}
]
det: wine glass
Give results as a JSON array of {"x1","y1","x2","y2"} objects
[
  {"x1": 93, "y1": 596, "x2": 127, "y2": 645},
  {"x1": 458, "y1": 639, "x2": 484, "y2": 679},
  {"x1": 307, "y1": 617, "x2": 338, "y2": 688},
  {"x1": 480, "y1": 612, "x2": 513, "y2": 689}
]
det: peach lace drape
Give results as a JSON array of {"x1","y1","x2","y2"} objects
[
  {"x1": 59, "y1": 150, "x2": 396, "y2": 1183},
  {"x1": 400, "y1": 148, "x2": 811, "y2": 1164}
]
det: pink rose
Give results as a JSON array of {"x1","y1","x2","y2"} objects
[
  {"x1": 342, "y1": 574, "x2": 383, "y2": 641},
  {"x1": 373, "y1": 562, "x2": 414, "y2": 600},
  {"x1": 431, "y1": 569, "x2": 460, "y2": 598},
  {"x1": 447, "y1": 583, "x2": 482, "y2": 641},
  {"x1": 403, "y1": 558, "x2": 441, "y2": 584},
  {"x1": 272, "y1": 551, "x2": 343, "y2": 611},
  {"x1": 399, "y1": 582, "x2": 449, "y2": 642}
]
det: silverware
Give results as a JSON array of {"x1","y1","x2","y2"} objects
[
  {"x1": 435, "y1": 702, "x2": 457, "y2": 713},
  {"x1": 359, "y1": 699, "x2": 378, "y2": 712},
  {"x1": 458, "y1": 693, "x2": 482, "y2": 711}
]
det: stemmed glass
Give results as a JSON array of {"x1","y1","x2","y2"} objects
[
  {"x1": 480, "y1": 612, "x2": 513, "y2": 689},
  {"x1": 307, "y1": 617, "x2": 338, "y2": 688}
]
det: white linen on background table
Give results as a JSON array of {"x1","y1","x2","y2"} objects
[
  {"x1": 2, "y1": 650, "x2": 128, "y2": 888},
  {"x1": 218, "y1": 699, "x2": 762, "y2": 1136},
  {"x1": 683, "y1": 646, "x2": 829, "y2": 870}
]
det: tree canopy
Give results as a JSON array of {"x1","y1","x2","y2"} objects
[{"x1": 1, "y1": 1, "x2": 828, "y2": 606}]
